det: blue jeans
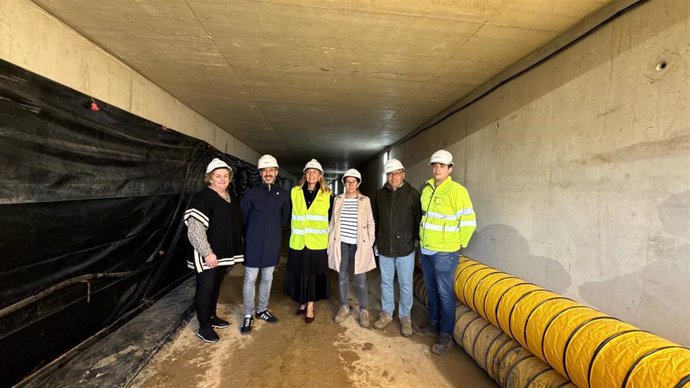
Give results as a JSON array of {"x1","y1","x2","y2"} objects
[
  {"x1": 339, "y1": 242, "x2": 368, "y2": 310},
  {"x1": 420, "y1": 252, "x2": 460, "y2": 335},
  {"x1": 379, "y1": 252, "x2": 415, "y2": 319},
  {"x1": 243, "y1": 266, "x2": 275, "y2": 316}
]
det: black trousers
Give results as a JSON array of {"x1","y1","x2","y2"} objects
[{"x1": 195, "y1": 267, "x2": 227, "y2": 329}]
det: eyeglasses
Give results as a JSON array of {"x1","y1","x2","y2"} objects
[{"x1": 387, "y1": 171, "x2": 404, "y2": 176}]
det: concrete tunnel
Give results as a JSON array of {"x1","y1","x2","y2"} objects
[{"x1": 1, "y1": 0, "x2": 689, "y2": 386}]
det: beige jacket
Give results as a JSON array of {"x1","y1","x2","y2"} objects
[{"x1": 327, "y1": 193, "x2": 376, "y2": 275}]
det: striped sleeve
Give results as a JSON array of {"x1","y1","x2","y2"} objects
[
  {"x1": 186, "y1": 217, "x2": 213, "y2": 258},
  {"x1": 184, "y1": 207, "x2": 209, "y2": 227},
  {"x1": 456, "y1": 186, "x2": 476, "y2": 248},
  {"x1": 187, "y1": 252, "x2": 244, "y2": 272},
  {"x1": 185, "y1": 191, "x2": 212, "y2": 272}
]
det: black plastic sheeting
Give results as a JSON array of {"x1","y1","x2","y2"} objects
[{"x1": 0, "y1": 58, "x2": 291, "y2": 386}]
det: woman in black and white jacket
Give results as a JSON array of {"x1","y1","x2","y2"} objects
[{"x1": 184, "y1": 158, "x2": 244, "y2": 343}]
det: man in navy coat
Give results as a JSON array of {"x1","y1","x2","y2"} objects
[{"x1": 239, "y1": 155, "x2": 291, "y2": 334}]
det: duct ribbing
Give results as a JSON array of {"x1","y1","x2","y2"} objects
[
  {"x1": 413, "y1": 271, "x2": 575, "y2": 388},
  {"x1": 454, "y1": 257, "x2": 690, "y2": 388}
]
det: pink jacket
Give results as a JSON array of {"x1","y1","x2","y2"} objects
[{"x1": 327, "y1": 193, "x2": 376, "y2": 275}]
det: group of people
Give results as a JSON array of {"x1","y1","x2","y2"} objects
[{"x1": 183, "y1": 149, "x2": 476, "y2": 355}]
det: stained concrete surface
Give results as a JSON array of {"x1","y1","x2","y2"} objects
[
  {"x1": 579, "y1": 190, "x2": 690, "y2": 347},
  {"x1": 27, "y1": 0, "x2": 618, "y2": 176},
  {"x1": 467, "y1": 224, "x2": 571, "y2": 294},
  {"x1": 132, "y1": 259, "x2": 497, "y2": 387},
  {"x1": 360, "y1": 0, "x2": 690, "y2": 348}
]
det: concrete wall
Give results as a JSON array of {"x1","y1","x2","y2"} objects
[
  {"x1": 362, "y1": 0, "x2": 690, "y2": 346},
  {"x1": 0, "y1": 0, "x2": 259, "y2": 164},
  {"x1": 3, "y1": 0, "x2": 687, "y2": 345}
]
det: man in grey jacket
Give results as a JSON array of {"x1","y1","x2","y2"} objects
[{"x1": 372, "y1": 158, "x2": 422, "y2": 336}]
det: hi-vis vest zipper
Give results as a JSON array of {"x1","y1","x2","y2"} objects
[{"x1": 420, "y1": 176, "x2": 477, "y2": 252}]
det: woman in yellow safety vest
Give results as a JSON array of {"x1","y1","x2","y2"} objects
[{"x1": 283, "y1": 159, "x2": 333, "y2": 323}]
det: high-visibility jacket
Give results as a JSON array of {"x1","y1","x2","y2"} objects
[
  {"x1": 290, "y1": 187, "x2": 330, "y2": 250},
  {"x1": 420, "y1": 176, "x2": 476, "y2": 252}
]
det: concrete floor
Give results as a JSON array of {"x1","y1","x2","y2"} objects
[{"x1": 132, "y1": 258, "x2": 497, "y2": 387}]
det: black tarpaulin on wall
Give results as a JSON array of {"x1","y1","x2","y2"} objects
[{"x1": 0, "y1": 58, "x2": 290, "y2": 386}]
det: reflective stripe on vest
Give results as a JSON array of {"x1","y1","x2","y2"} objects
[
  {"x1": 290, "y1": 187, "x2": 330, "y2": 250},
  {"x1": 420, "y1": 176, "x2": 476, "y2": 252}
]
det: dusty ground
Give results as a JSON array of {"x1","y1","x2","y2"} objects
[{"x1": 132, "y1": 259, "x2": 496, "y2": 388}]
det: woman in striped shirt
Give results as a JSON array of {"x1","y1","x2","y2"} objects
[{"x1": 327, "y1": 169, "x2": 376, "y2": 328}]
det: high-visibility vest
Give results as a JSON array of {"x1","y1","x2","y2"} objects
[
  {"x1": 420, "y1": 176, "x2": 476, "y2": 252},
  {"x1": 290, "y1": 187, "x2": 330, "y2": 250}
]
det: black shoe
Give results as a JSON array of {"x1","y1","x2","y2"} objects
[
  {"x1": 413, "y1": 320, "x2": 439, "y2": 337},
  {"x1": 256, "y1": 310, "x2": 279, "y2": 323},
  {"x1": 240, "y1": 316, "x2": 253, "y2": 335},
  {"x1": 197, "y1": 327, "x2": 219, "y2": 343},
  {"x1": 431, "y1": 333, "x2": 454, "y2": 355},
  {"x1": 210, "y1": 316, "x2": 230, "y2": 329}
]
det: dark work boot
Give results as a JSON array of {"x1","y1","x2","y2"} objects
[{"x1": 431, "y1": 333, "x2": 453, "y2": 355}]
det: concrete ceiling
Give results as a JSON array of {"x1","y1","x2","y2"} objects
[{"x1": 34, "y1": 0, "x2": 613, "y2": 178}]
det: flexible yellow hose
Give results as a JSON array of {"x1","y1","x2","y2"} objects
[
  {"x1": 454, "y1": 257, "x2": 690, "y2": 388},
  {"x1": 416, "y1": 271, "x2": 575, "y2": 388}
]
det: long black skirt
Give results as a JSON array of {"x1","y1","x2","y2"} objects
[{"x1": 283, "y1": 247, "x2": 330, "y2": 304}]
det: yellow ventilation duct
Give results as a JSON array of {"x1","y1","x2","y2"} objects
[
  {"x1": 414, "y1": 271, "x2": 575, "y2": 388},
  {"x1": 453, "y1": 257, "x2": 690, "y2": 388}
]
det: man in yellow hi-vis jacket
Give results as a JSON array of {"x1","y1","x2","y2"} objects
[{"x1": 417, "y1": 149, "x2": 477, "y2": 355}]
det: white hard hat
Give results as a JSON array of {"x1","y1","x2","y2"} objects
[
  {"x1": 257, "y1": 154, "x2": 279, "y2": 169},
  {"x1": 206, "y1": 158, "x2": 232, "y2": 173},
  {"x1": 384, "y1": 158, "x2": 405, "y2": 174},
  {"x1": 303, "y1": 159, "x2": 323, "y2": 173},
  {"x1": 342, "y1": 168, "x2": 362, "y2": 184},
  {"x1": 429, "y1": 150, "x2": 454, "y2": 166}
]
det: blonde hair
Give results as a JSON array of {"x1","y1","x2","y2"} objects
[
  {"x1": 205, "y1": 168, "x2": 233, "y2": 186},
  {"x1": 296, "y1": 174, "x2": 331, "y2": 193}
]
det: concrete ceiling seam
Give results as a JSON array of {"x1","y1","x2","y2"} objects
[{"x1": 30, "y1": 0, "x2": 621, "y2": 178}]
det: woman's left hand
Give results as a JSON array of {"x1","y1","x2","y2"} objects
[{"x1": 205, "y1": 253, "x2": 219, "y2": 268}]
